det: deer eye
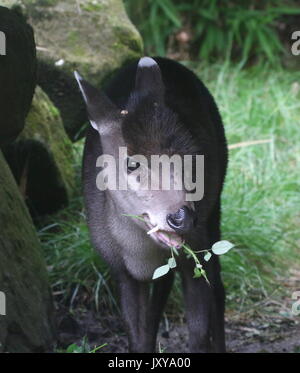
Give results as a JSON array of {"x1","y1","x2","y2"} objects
[{"x1": 127, "y1": 158, "x2": 140, "y2": 173}]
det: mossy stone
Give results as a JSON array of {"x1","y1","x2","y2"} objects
[
  {"x1": 0, "y1": 150, "x2": 55, "y2": 352},
  {"x1": 3, "y1": 86, "x2": 76, "y2": 217}
]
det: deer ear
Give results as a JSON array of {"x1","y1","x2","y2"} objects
[
  {"x1": 74, "y1": 71, "x2": 119, "y2": 134},
  {"x1": 135, "y1": 57, "x2": 164, "y2": 101}
]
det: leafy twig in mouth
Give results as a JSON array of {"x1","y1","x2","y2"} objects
[
  {"x1": 153, "y1": 241, "x2": 235, "y2": 281},
  {"x1": 121, "y1": 214, "x2": 234, "y2": 281}
]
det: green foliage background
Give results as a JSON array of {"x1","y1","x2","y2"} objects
[{"x1": 125, "y1": 0, "x2": 300, "y2": 65}]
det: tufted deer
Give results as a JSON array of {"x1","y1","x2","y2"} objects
[{"x1": 75, "y1": 57, "x2": 228, "y2": 352}]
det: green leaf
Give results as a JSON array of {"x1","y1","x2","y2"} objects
[
  {"x1": 204, "y1": 251, "x2": 212, "y2": 261},
  {"x1": 150, "y1": 2, "x2": 165, "y2": 55},
  {"x1": 268, "y1": 7, "x2": 300, "y2": 16},
  {"x1": 66, "y1": 343, "x2": 82, "y2": 353},
  {"x1": 152, "y1": 264, "x2": 170, "y2": 279},
  {"x1": 193, "y1": 267, "x2": 210, "y2": 284},
  {"x1": 256, "y1": 28, "x2": 275, "y2": 64},
  {"x1": 193, "y1": 267, "x2": 202, "y2": 278},
  {"x1": 197, "y1": 8, "x2": 217, "y2": 21},
  {"x1": 211, "y1": 240, "x2": 234, "y2": 255},
  {"x1": 168, "y1": 257, "x2": 177, "y2": 269},
  {"x1": 158, "y1": 0, "x2": 181, "y2": 27},
  {"x1": 240, "y1": 30, "x2": 254, "y2": 65}
]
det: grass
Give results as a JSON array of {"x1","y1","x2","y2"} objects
[
  {"x1": 55, "y1": 336, "x2": 107, "y2": 353},
  {"x1": 37, "y1": 143, "x2": 118, "y2": 313},
  {"x1": 38, "y1": 198, "x2": 118, "y2": 313},
  {"x1": 192, "y1": 62, "x2": 300, "y2": 309},
  {"x1": 39, "y1": 63, "x2": 300, "y2": 317}
]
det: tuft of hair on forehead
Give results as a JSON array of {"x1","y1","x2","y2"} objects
[
  {"x1": 121, "y1": 94, "x2": 199, "y2": 157},
  {"x1": 138, "y1": 56, "x2": 157, "y2": 68}
]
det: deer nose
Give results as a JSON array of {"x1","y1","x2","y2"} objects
[{"x1": 166, "y1": 206, "x2": 197, "y2": 234}]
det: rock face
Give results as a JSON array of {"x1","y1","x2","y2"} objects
[
  {"x1": 0, "y1": 5, "x2": 37, "y2": 146},
  {"x1": 3, "y1": 86, "x2": 75, "y2": 217},
  {"x1": 27, "y1": 0, "x2": 143, "y2": 84},
  {"x1": 0, "y1": 150, "x2": 55, "y2": 352},
  {"x1": 2, "y1": 0, "x2": 143, "y2": 140}
]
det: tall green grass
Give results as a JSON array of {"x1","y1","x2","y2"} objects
[
  {"x1": 194, "y1": 62, "x2": 300, "y2": 308},
  {"x1": 39, "y1": 64, "x2": 300, "y2": 314},
  {"x1": 125, "y1": 0, "x2": 300, "y2": 65},
  {"x1": 37, "y1": 143, "x2": 118, "y2": 313}
]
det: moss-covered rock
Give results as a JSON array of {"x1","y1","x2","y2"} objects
[
  {"x1": 2, "y1": 0, "x2": 143, "y2": 140},
  {"x1": 24, "y1": 86, "x2": 75, "y2": 197},
  {"x1": 0, "y1": 5, "x2": 37, "y2": 146},
  {"x1": 28, "y1": 0, "x2": 142, "y2": 83},
  {"x1": 3, "y1": 86, "x2": 75, "y2": 217},
  {"x1": 0, "y1": 150, "x2": 55, "y2": 352}
]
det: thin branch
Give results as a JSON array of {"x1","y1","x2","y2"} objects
[
  {"x1": 228, "y1": 139, "x2": 272, "y2": 150},
  {"x1": 36, "y1": 46, "x2": 50, "y2": 52}
]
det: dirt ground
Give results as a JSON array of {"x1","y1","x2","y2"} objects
[
  {"x1": 56, "y1": 268, "x2": 300, "y2": 353},
  {"x1": 57, "y1": 304, "x2": 300, "y2": 353}
]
